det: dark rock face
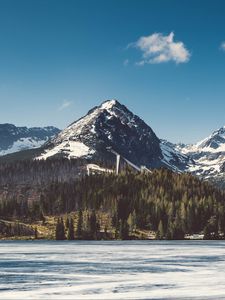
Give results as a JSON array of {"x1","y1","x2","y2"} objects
[
  {"x1": 40, "y1": 99, "x2": 190, "y2": 170},
  {"x1": 78, "y1": 101, "x2": 163, "y2": 167}
]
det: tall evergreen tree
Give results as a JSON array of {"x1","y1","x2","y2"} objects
[
  {"x1": 34, "y1": 227, "x2": 38, "y2": 239},
  {"x1": 67, "y1": 218, "x2": 75, "y2": 240},
  {"x1": 76, "y1": 210, "x2": 83, "y2": 239},
  {"x1": 55, "y1": 218, "x2": 66, "y2": 240},
  {"x1": 156, "y1": 220, "x2": 164, "y2": 240},
  {"x1": 88, "y1": 210, "x2": 99, "y2": 239},
  {"x1": 65, "y1": 216, "x2": 70, "y2": 229},
  {"x1": 119, "y1": 220, "x2": 129, "y2": 240}
]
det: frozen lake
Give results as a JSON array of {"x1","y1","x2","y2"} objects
[{"x1": 0, "y1": 240, "x2": 225, "y2": 299}]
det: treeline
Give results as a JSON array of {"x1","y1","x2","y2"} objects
[
  {"x1": 44, "y1": 169, "x2": 225, "y2": 239},
  {"x1": 1, "y1": 167, "x2": 225, "y2": 239},
  {"x1": 0, "y1": 158, "x2": 86, "y2": 185},
  {"x1": 55, "y1": 210, "x2": 129, "y2": 240},
  {"x1": 55, "y1": 211, "x2": 103, "y2": 240},
  {"x1": 0, "y1": 158, "x2": 115, "y2": 186}
]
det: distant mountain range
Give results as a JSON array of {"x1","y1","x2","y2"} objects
[
  {"x1": 0, "y1": 124, "x2": 60, "y2": 156},
  {"x1": 0, "y1": 100, "x2": 224, "y2": 185},
  {"x1": 176, "y1": 126, "x2": 225, "y2": 185}
]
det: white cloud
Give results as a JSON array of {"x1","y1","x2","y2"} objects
[
  {"x1": 58, "y1": 99, "x2": 73, "y2": 111},
  {"x1": 220, "y1": 42, "x2": 225, "y2": 51},
  {"x1": 130, "y1": 32, "x2": 190, "y2": 65}
]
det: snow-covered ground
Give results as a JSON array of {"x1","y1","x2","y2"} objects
[
  {"x1": 1, "y1": 240, "x2": 225, "y2": 299},
  {"x1": 0, "y1": 125, "x2": 60, "y2": 156},
  {"x1": 0, "y1": 137, "x2": 49, "y2": 156},
  {"x1": 37, "y1": 141, "x2": 95, "y2": 160}
]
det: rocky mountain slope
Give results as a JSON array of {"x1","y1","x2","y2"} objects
[
  {"x1": 176, "y1": 126, "x2": 225, "y2": 183},
  {"x1": 37, "y1": 99, "x2": 192, "y2": 172},
  {"x1": 1, "y1": 100, "x2": 224, "y2": 186},
  {"x1": 0, "y1": 124, "x2": 60, "y2": 156}
]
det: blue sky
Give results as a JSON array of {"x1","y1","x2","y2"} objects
[{"x1": 0, "y1": 0, "x2": 225, "y2": 143}]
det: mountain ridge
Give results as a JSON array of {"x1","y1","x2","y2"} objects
[
  {"x1": 36, "y1": 99, "x2": 190, "y2": 172},
  {"x1": 0, "y1": 99, "x2": 225, "y2": 186},
  {"x1": 0, "y1": 124, "x2": 60, "y2": 156},
  {"x1": 176, "y1": 126, "x2": 225, "y2": 183}
]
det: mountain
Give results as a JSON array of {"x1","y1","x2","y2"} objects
[
  {"x1": 0, "y1": 124, "x2": 60, "y2": 156},
  {"x1": 37, "y1": 99, "x2": 191, "y2": 171},
  {"x1": 2, "y1": 100, "x2": 224, "y2": 186},
  {"x1": 160, "y1": 139, "x2": 194, "y2": 172},
  {"x1": 176, "y1": 126, "x2": 225, "y2": 183}
]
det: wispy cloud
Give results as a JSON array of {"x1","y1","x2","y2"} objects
[
  {"x1": 220, "y1": 42, "x2": 225, "y2": 51},
  {"x1": 123, "y1": 59, "x2": 129, "y2": 66},
  {"x1": 58, "y1": 99, "x2": 73, "y2": 111},
  {"x1": 129, "y1": 32, "x2": 190, "y2": 65}
]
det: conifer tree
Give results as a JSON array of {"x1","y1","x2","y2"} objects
[
  {"x1": 88, "y1": 210, "x2": 99, "y2": 239},
  {"x1": 76, "y1": 210, "x2": 83, "y2": 239},
  {"x1": 60, "y1": 217, "x2": 66, "y2": 240},
  {"x1": 156, "y1": 220, "x2": 164, "y2": 239},
  {"x1": 67, "y1": 218, "x2": 75, "y2": 240},
  {"x1": 55, "y1": 218, "x2": 61, "y2": 240},
  {"x1": 34, "y1": 227, "x2": 38, "y2": 239},
  {"x1": 119, "y1": 220, "x2": 129, "y2": 240},
  {"x1": 66, "y1": 216, "x2": 70, "y2": 229},
  {"x1": 55, "y1": 218, "x2": 66, "y2": 240}
]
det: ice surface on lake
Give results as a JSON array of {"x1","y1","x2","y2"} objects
[{"x1": 0, "y1": 240, "x2": 225, "y2": 299}]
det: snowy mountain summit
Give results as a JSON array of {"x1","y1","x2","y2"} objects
[
  {"x1": 0, "y1": 124, "x2": 60, "y2": 156},
  {"x1": 177, "y1": 126, "x2": 225, "y2": 180},
  {"x1": 37, "y1": 99, "x2": 191, "y2": 171},
  {"x1": 1, "y1": 99, "x2": 225, "y2": 185}
]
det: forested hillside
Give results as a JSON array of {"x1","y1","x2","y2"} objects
[
  {"x1": 0, "y1": 159, "x2": 224, "y2": 240},
  {"x1": 0, "y1": 159, "x2": 87, "y2": 185},
  {"x1": 0, "y1": 158, "x2": 115, "y2": 185}
]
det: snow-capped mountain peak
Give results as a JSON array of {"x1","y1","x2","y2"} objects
[
  {"x1": 176, "y1": 125, "x2": 225, "y2": 180},
  {"x1": 36, "y1": 99, "x2": 191, "y2": 172},
  {"x1": 1, "y1": 100, "x2": 225, "y2": 186},
  {"x1": 195, "y1": 126, "x2": 225, "y2": 151},
  {"x1": 37, "y1": 99, "x2": 162, "y2": 163},
  {"x1": 179, "y1": 126, "x2": 225, "y2": 154},
  {"x1": 100, "y1": 99, "x2": 117, "y2": 110}
]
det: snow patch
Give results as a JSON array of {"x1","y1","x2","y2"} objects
[
  {"x1": 100, "y1": 99, "x2": 117, "y2": 111},
  {"x1": 37, "y1": 141, "x2": 95, "y2": 160},
  {"x1": 0, "y1": 137, "x2": 49, "y2": 156},
  {"x1": 160, "y1": 140, "x2": 191, "y2": 172}
]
